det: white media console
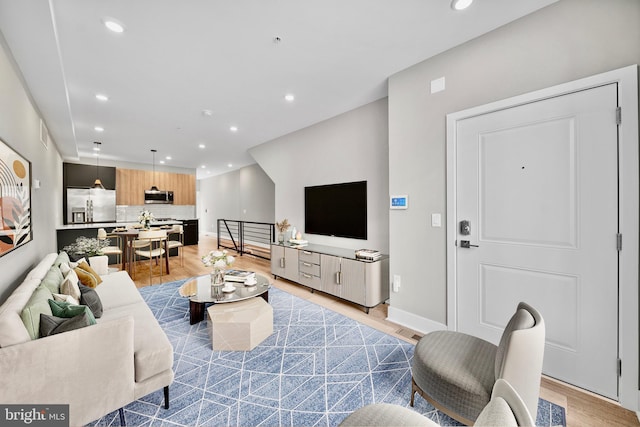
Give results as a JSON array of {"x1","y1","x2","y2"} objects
[{"x1": 270, "y1": 243, "x2": 389, "y2": 313}]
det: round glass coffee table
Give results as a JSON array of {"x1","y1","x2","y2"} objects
[{"x1": 179, "y1": 273, "x2": 271, "y2": 324}]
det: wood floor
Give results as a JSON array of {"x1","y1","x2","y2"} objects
[{"x1": 128, "y1": 235, "x2": 639, "y2": 427}]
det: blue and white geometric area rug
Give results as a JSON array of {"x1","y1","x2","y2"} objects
[{"x1": 91, "y1": 278, "x2": 566, "y2": 427}]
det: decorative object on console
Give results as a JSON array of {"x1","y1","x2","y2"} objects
[
  {"x1": 202, "y1": 249, "x2": 235, "y2": 287},
  {"x1": 275, "y1": 218, "x2": 290, "y2": 243},
  {"x1": 355, "y1": 249, "x2": 381, "y2": 261},
  {"x1": 0, "y1": 137, "x2": 32, "y2": 257},
  {"x1": 289, "y1": 239, "x2": 308, "y2": 247},
  {"x1": 290, "y1": 225, "x2": 297, "y2": 242},
  {"x1": 138, "y1": 209, "x2": 154, "y2": 229}
]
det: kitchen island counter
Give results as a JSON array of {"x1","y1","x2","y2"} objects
[{"x1": 57, "y1": 220, "x2": 182, "y2": 231}]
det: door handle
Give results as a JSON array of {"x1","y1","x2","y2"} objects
[{"x1": 460, "y1": 240, "x2": 479, "y2": 248}]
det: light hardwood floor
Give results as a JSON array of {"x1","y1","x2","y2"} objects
[{"x1": 128, "y1": 235, "x2": 640, "y2": 427}]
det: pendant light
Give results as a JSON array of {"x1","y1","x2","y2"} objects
[
  {"x1": 93, "y1": 141, "x2": 105, "y2": 189},
  {"x1": 149, "y1": 149, "x2": 159, "y2": 191}
]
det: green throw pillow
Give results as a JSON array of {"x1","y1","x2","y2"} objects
[
  {"x1": 20, "y1": 286, "x2": 54, "y2": 340},
  {"x1": 54, "y1": 251, "x2": 71, "y2": 267},
  {"x1": 47, "y1": 299, "x2": 97, "y2": 325},
  {"x1": 78, "y1": 283, "x2": 103, "y2": 318},
  {"x1": 40, "y1": 266, "x2": 64, "y2": 294},
  {"x1": 39, "y1": 313, "x2": 93, "y2": 337}
]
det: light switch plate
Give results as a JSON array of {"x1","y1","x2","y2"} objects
[
  {"x1": 430, "y1": 76, "x2": 445, "y2": 94},
  {"x1": 431, "y1": 213, "x2": 442, "y2": 227}
]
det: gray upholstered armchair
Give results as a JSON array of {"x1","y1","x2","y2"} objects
[
  {"x1": 340, "y1": 379, "x2": 535, "y2": 427},
  {"x1": 410, "y1": 302, "x2": 545, "y2": 425}
]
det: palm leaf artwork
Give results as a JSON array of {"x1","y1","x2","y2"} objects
[
  {"x1": 0, "y1": 139, "x2": 32, "y2": 256},
  {"x1": 12, "y1": 183, "x2": 31, "y2": 246}
]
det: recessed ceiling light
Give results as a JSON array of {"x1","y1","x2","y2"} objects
[
  {"x1": 201, "y1": 165, "x2": 206, "y2": 169},
  {"x1": 159, "y1": 160, "x2": 165, "y2": 164},
  {"x1": 284, "y1": 94, "x2": 295, "y2": 102},
  {"x1": 166, "y1": 156, "x2": 172, "y2": 160},
  {"x1": 202, "y1": 109, "x2": 213, "y2": 117},
  {"x1": 94, "y1": 126, "x2": 104, "y2": 132},
  {"x1": 103, "y1": 18, "x2": 125, "y2": 33},
  {"x1": 198, "y1": 144, "x2": 205, "y2": 149},
  {"x1": 230, "y1": 126, "x2": 238, "y2": 132},
  {"x1": 451, "y1": 0, "x2": 473, "y2": 10},
  {"x1": 95, "y1": 93, "x2": 109, "y2": 102},
  {"x1": 227, "y1": 163, "x2": 233, "y2": 168}
]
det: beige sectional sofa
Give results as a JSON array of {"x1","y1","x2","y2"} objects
[{"x1": 0, "y1": 252, "x2": 174, "y2": 426}]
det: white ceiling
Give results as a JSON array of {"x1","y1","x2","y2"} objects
[{"x1": 0, "y1": 0, "x2": 556, "y2": 179}]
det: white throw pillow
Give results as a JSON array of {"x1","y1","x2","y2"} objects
[
  {"x1": 53, "y1": 293, "x2": 79, "y2": 305},
  {"x1": 60, "y1": 270, "x2": 81, "y2": 302},
  {"x1": 69, "y1": 258, "x2": 87, "y2": 269},
  {"x1": 59, "y1": 262, "x2": 71, "y2": 275}
]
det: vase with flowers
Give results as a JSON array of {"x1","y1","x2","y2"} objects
[
  {"x1": 275, "y1": 218, "x2": 290, "y2": 244},
  {"x1": 62, "y1": 236, "x2": 109, "y2": 261},
  {"x1": 201, "y1": 249, "x2": 235, "y2": 287},
  {"x1": 138, "y1": 210, "x2": 154, "y2": 229}
]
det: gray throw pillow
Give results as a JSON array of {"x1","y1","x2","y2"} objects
[
  {"x1": 78, "y1": 283, "x2": 103, "y2": 318},
  {"x1": 39, "y1": 313, "x2": 93, "y2": 337}
]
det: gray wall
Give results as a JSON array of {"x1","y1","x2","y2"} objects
[
  {"x1": 0, "y1": 33, "x2": 63, "y2": 302},
  {"x1": 250, "y1": 98, "x2": 389, "y2": 252},
  {"x1": 199, "y1": 163, "x2": 275, "y2": 234},
  {"x1": 387, "y1": 0, "x2": 640, "y2": 327}
]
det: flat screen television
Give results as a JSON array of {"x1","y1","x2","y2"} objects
[{"x1": 305, "y1": 181, "x2": 367, "y2": 240}]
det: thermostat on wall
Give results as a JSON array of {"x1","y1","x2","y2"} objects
[{"x1": 390, "y1": 195, "x2": 408, "y2": 210}]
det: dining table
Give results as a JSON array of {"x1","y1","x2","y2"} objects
[{"x1": 111, "y1": 227, "x2": 174, "y2": 275}]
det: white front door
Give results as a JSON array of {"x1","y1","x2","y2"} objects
[{"x1": 453, "y1": 83, "x2": 619, "y2": 399}]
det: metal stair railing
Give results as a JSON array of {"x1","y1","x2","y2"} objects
[{"x1": 217, "y1": 219, "x2": 275, "y2": 260}]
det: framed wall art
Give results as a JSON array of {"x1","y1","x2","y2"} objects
[{"x1": 0, "y1": 138, "x2": 32, "y2": 256}]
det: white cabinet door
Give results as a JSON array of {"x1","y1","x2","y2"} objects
[
  {"x1": 320, "y1": 254, "x2": 341, "y2": 296},
  {"x1": 270, "y1": 245, "x2": 298, "y2": 281},
  {"x1": 339, "y1": 258, "x2": 366, "y2": 305}
]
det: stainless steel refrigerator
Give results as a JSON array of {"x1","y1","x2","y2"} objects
[{"x1": 66, "y1": 188, "x2": 116, "y2": 223}]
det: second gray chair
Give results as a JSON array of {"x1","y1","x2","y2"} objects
[
  {"x1": 410, "y1": 302, "x2": 545, "y2": 425},
  {"x1": 341, "y1": 378, "x2": 535, "y2": 427}
]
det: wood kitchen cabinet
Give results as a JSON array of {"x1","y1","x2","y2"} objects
[{"x1": 116, "y1": 168, "x2": 195, "y2": 205}]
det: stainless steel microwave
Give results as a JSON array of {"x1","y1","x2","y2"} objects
[{"x1": 144, "y1": 190, "x2": 174, "y2": 204}]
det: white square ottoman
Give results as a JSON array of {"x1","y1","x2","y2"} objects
[{"x1": 207, "y1": 297, "x2": 273, "y2": 351}]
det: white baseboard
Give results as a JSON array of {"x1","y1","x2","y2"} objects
[{"x1": 387, "y1": 306, "x2": 448, "y2": 335}]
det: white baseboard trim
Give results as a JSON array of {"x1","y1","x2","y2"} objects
[{"x1": 387, "y1": 306, "x2": 448, "y2": 335}]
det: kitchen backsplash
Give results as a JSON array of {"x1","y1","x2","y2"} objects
[{"x1": 116, "y1": 205, "x2": 196, "y2": 222}]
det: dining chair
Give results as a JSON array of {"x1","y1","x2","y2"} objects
[
  {"x1": 134, "y1": 229, "x2": 168, "y2": 285},
  {"x1": 97, "y1": 228, "x2": 123, "y2": 267},
  {"x1": 129, "y1": 233, "x2": 151, "y2": 280},
  {"x1": 166, "y1": 224, "x2": 184, "y2": 266}
]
